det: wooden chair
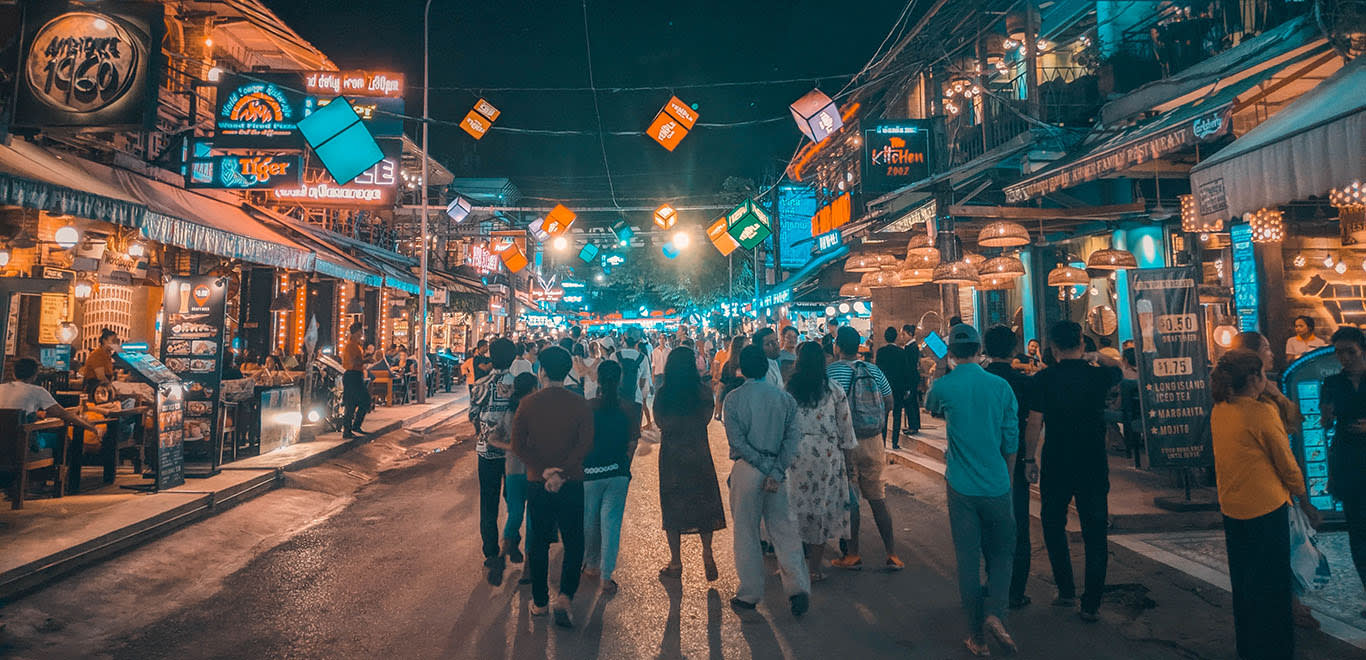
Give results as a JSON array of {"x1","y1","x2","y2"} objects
[
  {"x1": 369, "y1": 369, "x2": 394, "y2": 406},
  {"x1": 0, "y1": 410, "x2": 66, "y2": 510}
]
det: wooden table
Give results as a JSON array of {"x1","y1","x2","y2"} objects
[{"x1": 64, "y1": 406, "x2": 148, "y2": 494}]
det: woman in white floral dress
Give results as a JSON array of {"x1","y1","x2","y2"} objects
[{"x1": 785, "y1": 341, "x2": 858, "y2": 581}]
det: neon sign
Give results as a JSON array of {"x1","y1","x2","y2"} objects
[
  {"x1": 187, "y1": 154, "x2": 302, "y2": 189},
  {"x1": 215, "y1": 73, "x2": 307, "y2": 147},
  {"x1": 304, "y1": 71, "x2": 404, "y2": 98}
]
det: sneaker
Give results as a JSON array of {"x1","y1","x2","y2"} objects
[
  {"x1": 552, "y1": 594, "x2": 573, "y2": 628},
  {"x1": 885, "y1": 555, "x2": 905, "y2": 571},
  {"x1": 1051, "y1": 596, "x2": 1076, "y2": 608},
  {"x1": 1008, "y1": 595, "x2": 1031, "y2": 610},
  {"x1": 730, "y1": 597, "x2": 757, "y2": 612},
  {"x1": 789, "y1": 592, "x2": 810, "y2": 617},
  {"x1": 831, "y1": 554, "x2": 863, "y2": 570},
  {"x1": 963, "y1": 635, "x2": 991, "y2": 657},
  {"x1": 530, "y1": 603, "x2": 548, "y2": 616},
  {"x1": 1078, "y1": 607, "x2": 1099, "y2": 623},
  {"x1": 984, "y1": 615, "x2": 1018, "y2": 654},
  {"x1": 482, "y1": 555, "x2": 502, "y2": 569}
]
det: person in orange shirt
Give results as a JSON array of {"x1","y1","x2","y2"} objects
[
  {"x1": 80, "y1": 329, "x2": 119, "y2": 396},
  {"x1": 341, "y1": 322, "x2": 370, "y2": 438}
]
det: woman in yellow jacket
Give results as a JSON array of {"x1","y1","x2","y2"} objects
[{"x1": 1210, "y1": 349, "x2": 1320, "y2": 660}]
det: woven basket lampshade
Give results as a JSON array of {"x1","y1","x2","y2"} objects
[
  {"x1": 860, "y1": 269, "x2": 900, "y2": 287},
  {"x1": 977, "y1": 221, "x2": 1031, "y2": 248},
  {"x1": 906, "y1": 233, "x2": 940, "y2": 261},
  {"x1": 978, "y1": 255, "x2": 1026, "y2": 279},
  {"x1": 1047, "y1": 265, "x2": 1089, "y2": 287},
  {"x1": 1086, "y1": 248, "x2": 1137, "y2": 270},
  {"x1": 839, "y1": 282, "x2": 872, "y2": 298},
  {"x1": 931, "y1": 260, "x2": 980, "y2": 285},
  {"x1": 977, "y1": 274, "x2": 1017, "y2": 291},
  {"x1": 874, "y1": 253, "x2": 898, "y2": 267},
  {"x1": 844, "y1": 254, "x2": 880, "y2": 272},
  {"x1": 961, "y1": 251, "x2": 986, "y2": 268}
]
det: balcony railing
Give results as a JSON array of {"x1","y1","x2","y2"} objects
[{"x1": 944, "y1": 72, "x2": 1099, "y2": 168}]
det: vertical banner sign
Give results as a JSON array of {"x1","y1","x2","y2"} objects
[
  {"x1": 1230, "y1": 224, "x2": 1260, "y2": 332},
  {"x1": 1129, "y1": 267, "x2": 1214, "y2": 468},
  {"x1": 161, "y1": 276, "x2": 227, "y2": 473}
]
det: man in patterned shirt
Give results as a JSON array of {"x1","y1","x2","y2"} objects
[{"x1": 471, "y1": 338, "x2": 518, "y2": 575}]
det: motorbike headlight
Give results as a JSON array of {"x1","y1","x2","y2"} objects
[{"x1": 306, "y1": 409, "x2": 321, "y2": 423}]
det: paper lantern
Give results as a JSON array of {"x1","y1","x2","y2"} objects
[
  {"x1": 73, "y1": 277, "x2": 96, "y2": 300},
  {"x1": 1047, "y1": 265, "x2": 1089, "y2": 286},
  {"x1": 725, "y1": 198, "x2": 771, "y2": 249},
  {"x1": 57, "y1": 321, "x2": 79, "y2": 345},
  {"x1": 611, "y1": 219, "x2": 634, "y2": 246},
  {"x1": 978, "y1": 255, "x2": 1026, "y2": 279},
  {"x1": 790, "y1": 89, "x2": 843, "y2": 142},
  {"x1": 1247, "y1": 208, "x2": 1284, "y2": 244},
  {"x1": 1086, "y1": 248, "x2": 1137, "y2": 270},
  {"x1": 445, "y1": 195, "x2": 472, "y2": 223},
  {"x1": 544, "y1": 204, "x2": 576, "y2": 236},
  {"x1": 647, "y1": 96, "x2": 699, "y2": 151},
  {"x1": 654, "y1": 204, "x2": 678, "y2": 230},
  {"x1": 978, "y1": 221, "x2": 1031, "y2": 248},
  {"x1": 844, "y1": 254, "x2": 879, "y2": 273},
  {"x1": 707, "y1": 216, "x2": 739, "y2": 256},
  {"x1": 932, "y1": 261, "x2": 980, "y2": 285},
  {"x1": 874, "y1": 253, "x2": 898, "y2": 267}
]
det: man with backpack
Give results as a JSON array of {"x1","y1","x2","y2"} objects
[
  {"x1": 470, "y1": 338, "x2": 519, "y2": 581},
  {"x1": 616, "y1": 329, "x2": 649, "y2": 410},
  {"x1": 826, "y1": 326, "x2": 904, "y2": 571}
]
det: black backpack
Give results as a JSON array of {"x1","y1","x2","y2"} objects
[{"x1": 618, "y1": 350, "x2": 642, "y2": 400}]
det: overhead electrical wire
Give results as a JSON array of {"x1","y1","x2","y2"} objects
[{"x1": 416, "y1": 72, "x2": 857, "y2": 93}]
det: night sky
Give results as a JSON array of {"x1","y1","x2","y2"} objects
[{"x1": 268, "y1": 0, "x2": 909, "y2": 217}]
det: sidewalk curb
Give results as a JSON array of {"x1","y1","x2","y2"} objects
[{"x1": 0, "y1": 397, "x2": 467, "y2": 603}]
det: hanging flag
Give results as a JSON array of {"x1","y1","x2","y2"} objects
[
  {"x1": 460, "y1": 98, "x2": 501, "y2": 140},
  {"x1": 647, "y1": 95, "x2": 699, "y2": 151},
  {"x1": 790, "y1": 89, "x2": 843, "y2": 142}
]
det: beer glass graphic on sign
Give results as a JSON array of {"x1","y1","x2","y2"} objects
[
  {"x1": 1137, "y1": 299, "x2": 1156, "y2": 352},
  {"x1": 178, "y1": 282, "x2": 192, "y2": 314}
]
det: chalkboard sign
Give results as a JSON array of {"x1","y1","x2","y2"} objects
[
  {"x1": 116, "y1": 351, "x2": 184, "y2": 490},
  {"x1": 1128, "y1": 267, "x2": 1215, "y2": 468},
  {"x1": 161, "y1": 276, "x2": 228, "y2": 474}
]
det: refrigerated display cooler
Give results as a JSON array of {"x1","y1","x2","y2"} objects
[{"x1": 1280, "y1": 345, "x2": 1343, "y2": 518}]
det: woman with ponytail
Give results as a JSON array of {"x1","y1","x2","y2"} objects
[
  {"x1": 1210, "y1": 349, "x2": 1318, "y2": 659},
  {"x1": 581, "y1": 360, "x2": 640, "y2": 594}
]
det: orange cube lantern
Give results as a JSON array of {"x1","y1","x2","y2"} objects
[
  {"x1": 543, "y1": 204, "x2": 577, "y2": 236},
  {"x1": 647, "y1": 96, "x2": 699, "y2": 152},
  {"x1": 654, "y1": 204, "x2": 677, "y2": 230},
  {"x1": 707, "y1": 216, "x2": 739, "y2": 256}
]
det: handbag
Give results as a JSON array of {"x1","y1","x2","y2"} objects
[{"x1": 1288, "y1": 504, "x2": 1331, "y2": 594}]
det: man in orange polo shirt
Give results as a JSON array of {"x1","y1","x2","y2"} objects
[
  {"x1": 80, "y1": 329, "x2": 119, "y2": 396},
  {"x1": 341, "y1": 322, "x2": 370, "y2": 438}
]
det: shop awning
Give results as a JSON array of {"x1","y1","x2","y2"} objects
[
  {"x1": 1005, "y1": 28, "x2": 1336, "y2": 203},
  {"x1": 247, "y1": 205, "x2": 385, "y2": 286},
  {"x1": 0, "y1": 139, "x2": 146, "y2": 228},
  {"x1": 129, "y1": 176, "x2": 314, "y2": 271},
  {"x1": 1189, "y1": 56, "x2": 1366, "y2": 224}
]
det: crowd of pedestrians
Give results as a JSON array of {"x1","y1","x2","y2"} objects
[{"x1": 456, "y1": 316, "x2": 1361, "y2": 659}]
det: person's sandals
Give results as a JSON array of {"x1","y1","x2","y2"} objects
[
  {"x1": 831, "y1": 554, "x2": 863, "y2": 570},
  {"x1": 963, "y1": 635, "x2": 991, "y2": 657},
  {"x1": 600, "y1": 579, "x2": 619, "y2": 595},
  {"x1": 885, "y1": 554, "x2": 905, "y2": 571},
  {"x1": 658, "y1": 564, "x2": 682, "y2": 580},
  {"x1": 984, "y1": 615, "x2": 1018, "y2": 654}
]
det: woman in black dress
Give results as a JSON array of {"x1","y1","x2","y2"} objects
[{"x1": 654, "y1": 346, "x2": 726, "y2": 581}]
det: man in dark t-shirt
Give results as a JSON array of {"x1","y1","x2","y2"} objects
[
  {"x1": 983, "y1": 325, "x2": 1034, "y2": 609},
  {"x1": 876, "y1": 327, "x2": 910, "y2": 450},
  {"x1": 1024, "y1": 321, "x2": 1121, "y2": 622}
]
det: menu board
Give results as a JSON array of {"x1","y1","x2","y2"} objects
[
  {"x1": 37, "y1": 292, "x2": 68, "y2": 344},
  {"x1": 161, "y1": 276, "x2": 228, "y2": 472},
  {"x1": 1128, "y1": 267, "x2": 1215, "y2": 469},
  {"x1": 116, "y1": 351, "x2": 184, "y2": 490},
  {"x1": 1281, "y1": 348, "x2": 1344, "y2": 515}
]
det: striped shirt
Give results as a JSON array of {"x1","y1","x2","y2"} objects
[{"x1": 825, "y1": 360, "x2": 893, "y2": 397}]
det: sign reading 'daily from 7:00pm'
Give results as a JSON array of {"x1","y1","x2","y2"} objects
[{"x1": 14, "y1": 2, "x2": 166, "y2": 130}]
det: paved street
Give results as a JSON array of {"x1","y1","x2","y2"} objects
[{"x1": 2, "y1": 419, "x2": 1359, "y2": 659}]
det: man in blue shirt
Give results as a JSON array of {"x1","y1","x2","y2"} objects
[
  {"x1": 724, "y1": 345, "x2": 810, "y2": 617},
  {"x1": 925, "y1": 324, "x2": 1020, "y2": 656}
]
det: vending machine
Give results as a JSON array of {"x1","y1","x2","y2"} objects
[{"x1": 1280, "y1": 346, "x2": 1343, "y2": 518}]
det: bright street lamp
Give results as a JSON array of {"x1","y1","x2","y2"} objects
[
  {"x1": 552, "y1": 236, "x2": 569, "y2": 251},
  {"x1": 672, "y1": 231, "x2": 690, "y2": 249}
]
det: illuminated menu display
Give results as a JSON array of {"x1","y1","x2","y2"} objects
[{"x1": 1230, "y1": 223, "x2": 1259, "y2": 331}]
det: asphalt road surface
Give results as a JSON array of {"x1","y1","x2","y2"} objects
[{"x1": 93, "y1": 420, "x2": 1355, "y2": 659}]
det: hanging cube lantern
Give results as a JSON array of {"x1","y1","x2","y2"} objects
[
  {"x1": 725, "y1": 198, "x2": 772, "y2": 250},
  {"x1": 654, "y1": 204, "x2": 678, "y2": 230},
  {"x1": 297, "y1": 96, "x2": 384, "y2": 185},
  {"x1": 498, "y1": 242, "x2": 528, "y2": 273},
  {"x1": 790, "y1": 89, "x2": 843, "y2": 142},
  {"x1": 647, "y1": 96, "x2": 699, "y2": 151},
  {"x1": 460, "y1": 98, "x2": 501, "y2": 140},
  {"x1": 661, "y1": 242, "x2": 681, "y2": 259},
  {"x1": 1247, "y1": 208, "x2": 1284, "y2": 243},
  {"x1": 445, "y1": 195, "x2": 472, "y2": 223},
  {"x1": 544, "y1": 204, "x2": 577, "y2": 236},
  {"x1": 527, "y1": 217, "x2": 551, "y2": 243},
  {"x1": 707, "y1": 216, "x2": 739, "y2": 256},
  {"x1": 578, "y1": 242, "x2": 600, "y2": 263}
]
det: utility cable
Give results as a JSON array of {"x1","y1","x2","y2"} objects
[{"x1": 581, "y1": 0, "x2": 621, "y2": 209}]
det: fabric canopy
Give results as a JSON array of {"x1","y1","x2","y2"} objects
[
  {"x1": 247, "y1": 205, "x2": 384, "y2": 286},
  {"x1": 0, "y1": 139, "x2": 146, "y2": 228},
  {"x1": 1189, "y1": 56, "x2": 1366, "y2": 223}
]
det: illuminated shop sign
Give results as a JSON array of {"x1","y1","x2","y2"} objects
[
  {"x1": 14, "y1": 4, "x2": 165, "y2": 129},
  {"x1": 863, "y1": 121, "x2": 933, "y2": 191},
  {"x1": 215, "y1": 72, "x2": 308, "y2": 147},
  {"x1": 466, "y1": 244, "x2": 501, "y2": 273},
  {"x1": 304, "y1": 70, "x2": 404, "y2": 97},
  {"x1": 815, "y1": 229, "x2": 842, "y2": 254},
  {"x1": 268, "y1": 140, "x2": 400, "y2": 207},
  {"x1": 187, "y1": 154, "x2": 302, "y2": 189}
]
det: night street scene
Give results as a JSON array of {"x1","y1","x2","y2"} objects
[{"x1": 1, "y1": 0, "x2": 1366, "y2": 658}]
